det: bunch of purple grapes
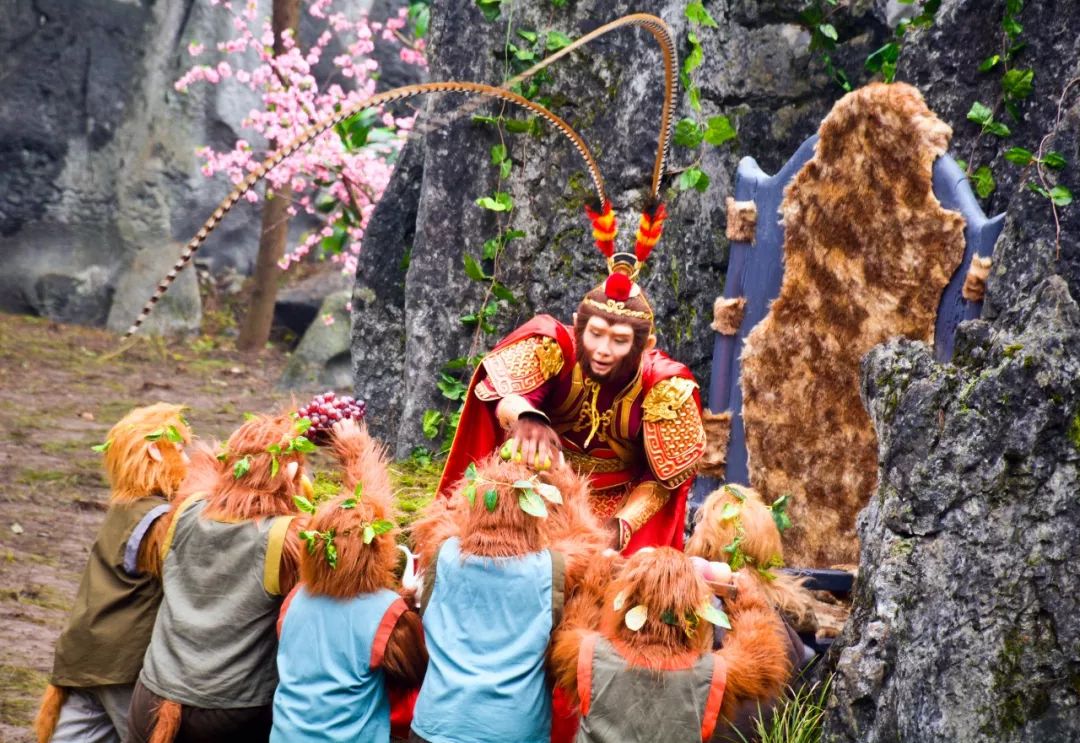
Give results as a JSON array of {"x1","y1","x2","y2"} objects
[{"x1": 298, "y1": 392, "x2": 367, "y2": 443}]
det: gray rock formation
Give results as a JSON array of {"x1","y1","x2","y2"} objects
[
  {"x1": 824, "y1": 1, "x2": 1080, "y2": 739},
  {"x1": 280, "y1": 290, "x2": 354, "y2": 390},
  {"x1": 352, "y1": 0, "x2": 887, "y2": 455}
]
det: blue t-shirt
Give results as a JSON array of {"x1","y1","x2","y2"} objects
[
  {"x1": 411, "y1": 537, "x2": 558, "y2": 743},
  {"x1": 271, "y1": 586, "x2": 401, "y2": 742}
]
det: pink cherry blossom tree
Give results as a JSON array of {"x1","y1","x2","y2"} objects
[{"x1": 175, "y1": 0, "x2": 426, "y2": 345}]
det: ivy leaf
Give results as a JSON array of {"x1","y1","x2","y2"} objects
[
  {"x1": 1042, "y1": 151, "x2": 1067, "y2": 170},
  {"x1": 270, "y1": 454, "x2": 279, "y2": 479},
  {"x1": 475, "y1": 192, "x2": 513, "y2": 212},
  {"x1": 818, "y1": 23, "x2": 838, "y2": 42},
  {"x1": 340, "y1": 497, "x2": 357, "y2": 510},
  {"x1": 233, "y1": 455, "x2": 252, "y2": 479},
  {"x1": 294, "y1": 417, "x2": 313, "y2": 434},
  {"x1": 372, "y1": 519, "x2": 395, "y2": 535},
  {"x1": 474, "y1": 0, "x2": 503, "y2": 22},
  {"x1": 144, "y1": 428, "x2": 166, "y2": 442},
  {"x1": 408, "y1": 2, "x2": 429, "y2": 37},
  {"x1": 518, "y1": 489, "x2": 548, "y2": 518},
  {"x1": 534, "y1": 482, "x2": 563, "y2": 504},
  {"x1": 1001, "y1": 68, "x2": 1034, "y2": 100},
  {"x1": 985, "y1": 121, "x2": 1011, "y2": 138},
  {"x1": 422, "y1": 410, "x2": 443, "y2": 440},
  {"x1": 546, "y1": 31, "x2": 572, "y2": 51},
  {"x1": 1002, "y1": 16, "x2": 1022, "y2": 39},
  {"x1": 491, "y1": 282, "x2": 518, "y2": 304},
  {"x1": 465, "y1": 462, "x2": 478, "y2": 481},
  {"x1": 325, "y1": 540, "x2": 338, "y2": 568},
  {"x1": 165, "y1": 425, "x2": 184, "y2": 444},
  {"x1": 484, "y1": 487, "x2": 498, "y2": 512},
  {"x1": 673, "y1": 117, "x2": 704, "y2": 148},
  {"x1": 684, "y1": 31, "x2": 703, "y2": 74},
  {"x1": 624, "y1": 605, "x2": 648, "y2": 631},
  {"x1": 769, "y1": 494, "x2": 792, "y2": 533},
  {"x1": 300, "y1": 529, "x2": 318, "y2": 553},
  {"x1": 1004, "y1": 147, "x2": 1034, "y2": 166},
  {"x1": 678, "y1": 166, "x2": 710, "y2": 193},
  {"x1": 978, "y1": 54, "x2": 1001, "y2": 72},
  {"x1": 1050, "y1": 185, "x2": 1073, "y2": 207},
  {"x1": 464, "y1": 482, "x2": 477, "y2": 506},
  {"x1": 971, "y1": 165, "x2": 996, "y2": 199},
  {"x1": 516, "y1": 29, "x2": 538, "y2": 43},
  {"x1": 463, "y1": 254, "x2": 490, "y2": 282},
  {"x1": 864, "y1": 42, "x2": 899, "y2": 73},
  {"x1": 287, "y1": 436, "x2": 317, "y2": 454},
  {"x1": 722, "y1": 484, "x2": 746, "y2": 502},
  {"x1": 437, "y1": 373, "x2": 469, "y2": 401},
  {"x1": 1027, "y1": 182, "x2": 1050, "y2": 198},
  {"x1": 293, "y1": 495, "x2": 316, "y2": 514},
  {"x1": 699, "y1": 601, "x2": 732, "y2": 630},
  {"x1": 966, "y1": 101, "x2": 993, "y2": 126},
  {"x1": 704, "y1": 115, "x2": 737, "y2": 146},
  {"x1": 267, "y1": 443, "x2": 282, "y2": 456},
  {"x1": 499, "y1": 158, "x2": 512, "y2": 179},
  {"x1": 91, "y1": 440, "x2": 112, "y2": 453},
  {"x1": 685, "y1": 2, "x2": 718, "y2": 27},
  {"x1": 363, "y1": 525, "x2": 376, "y2": 544},
  {"x1": 490, "y1": 144, "x2": 508, "y2": 165},
  {"x1": 719, "y1": 502, "x2": 742, "y2": 522}
]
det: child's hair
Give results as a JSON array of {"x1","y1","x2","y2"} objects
[
  {"x1": 599, "y1": 547, "x2": 714, "y2": 663},
  {"x1": 104, "y1": 403, "x2": 190, "y2": 503}
]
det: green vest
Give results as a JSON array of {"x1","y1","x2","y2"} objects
[{"x1": 51, "y1": 495, "x2": 169, "y2": 687}]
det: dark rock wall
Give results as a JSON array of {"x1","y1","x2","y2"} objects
[
  {"x1": 824, "y1": 1, "x2": 1080, "y2": 739},
  {"x1": 352, "y1": 0, "x2": 881, "y2": 453}
]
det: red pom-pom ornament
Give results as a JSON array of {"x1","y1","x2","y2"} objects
[{"x1": 605, "y1": 272, "x2": 632, "y2": 301}]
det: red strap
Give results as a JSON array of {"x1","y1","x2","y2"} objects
[
  {"x1": 276, "y1": 584, "x2": 302, "y2": 639},
  {"x1": 371, "y1": 598, "x2": 409, "y2": 669},
  {"x1": 700, "y1": 653, "x2": 728, "y2": 742},
  {"x1": 577, "y1": 632, "x2": 598, "y2": 717}
]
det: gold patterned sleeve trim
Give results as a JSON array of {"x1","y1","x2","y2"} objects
[
  {"x1": 642, "y1": 377, "x2": 706, "y2": 488},
  {"x1": 475, "y1": 335, "x2": 564, "y2": 401},
  {"x1": 615, "y1": 481, "x2": 671, "y2": 549}
]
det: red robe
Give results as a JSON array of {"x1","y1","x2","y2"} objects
[{"x1": 438, "y1": 315, "x2": 703, "y2": 553}]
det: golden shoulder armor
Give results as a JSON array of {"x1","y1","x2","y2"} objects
[
  {"x1": 476, "y1": 335, "x2": 565, "y2": 401},
  {"x1": 642, "y1": 377, "x2": 706, "y2": 488}
]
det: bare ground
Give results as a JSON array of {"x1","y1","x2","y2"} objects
[{"x1": 0, "y1": 314, "x2": 434, "y2": 742}]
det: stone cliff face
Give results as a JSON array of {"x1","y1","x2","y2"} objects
[
  {"x1": 351, "y1": 0, "x2": 877, "y2": 453},
  {"x1": 822, "y1": 0, "x2": 1080, "y2": 740}
]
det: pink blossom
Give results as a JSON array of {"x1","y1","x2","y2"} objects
[
  {"x1": 188, "y1": 41, "x2": 205, "y2": 57},
  {"x1": 322, "y1": 313, "x2": 336, "y2": 326}
]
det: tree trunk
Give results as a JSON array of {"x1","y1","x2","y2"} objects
[{"x1": 236, "y1": 0, "x2": 301, "y2": 352}]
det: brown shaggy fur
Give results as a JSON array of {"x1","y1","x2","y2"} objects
[
  {"x1": 551, "y1": 548, "x2": 792, "y2": 726},
  {"x1": 295, "y1": 425, "x2": 428, "y2": 687},
  {"x1": 712, "y1": 297, "x2": 746, "y2": 336},
  {"x1": 412, "y1": 458, "x2": 607, "y2": 590},
  {"x1": 200, "y1": 413, "x2": 305, "y2": 521},
  {"x1": 105, "y1": 403, "x2": 190, "y2": 504},
  {"x1": 725, "y1": 197, "x2": 758, "y2": 242},
  {"x1": 962, "y1": 255, "x2": 992, "y2": 301},
  {"x1": 33, "y1": 684, "x2": 66, "y2": 743},
  {"x1": 739, "y1": 82, "x2": 966, "y2": 565},
  {"x1": 701, "y1": 410, "x2": 733, "y2": 479},
  {"x1": 687, "y1": 485, "x2": 817, "y2": 632}
]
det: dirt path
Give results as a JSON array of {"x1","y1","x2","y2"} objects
[{"x1": 0, "y1": 314, "x2": 302, "y2": 741}]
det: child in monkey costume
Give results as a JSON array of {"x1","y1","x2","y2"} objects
[
  {"x1": 35, "y1": 403, "x2": 191, "y2": 743},
  {"x1": 408, "y1": 455, "x2": 608, "y2": 743},
  {"x1": 127, "y1": 412, "x2": 360, "y2": 743},
  {"x1": 550, "y1": 547, "x2": 793, "y2": 742},
  {"x1": 271, "y1": 422, "x2": 427, "y2": 741},
  {"x1": 686, "y1": 484, "x2": 818, "y2": 635}
]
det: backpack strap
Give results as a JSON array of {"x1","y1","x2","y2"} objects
[
  {"x1": 122, "y1": 502, "x2": 171, "y2": 577},
  {"x1": 577, "y1": 632, "x2": 599, "y2": 717},
  {"x1": 700, "y1": 653, "x2": 729, "y2": 742},
  {"x1": 158, "y1": 493, "x2": 204, "y2": 562},
  {"x1": 263, "y1": 515, "x2": 295, "y2": 596},
  {"x1": 550, "y1": 548, "x2": 566, "y2": 627}
]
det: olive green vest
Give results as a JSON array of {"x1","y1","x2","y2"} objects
[{"x1": 51, "y1": 495, "x2": 169, "y2": 687}]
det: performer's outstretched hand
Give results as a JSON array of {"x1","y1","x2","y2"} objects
[{"x1": 505, "y1": 415, "x2": 563, "y2": 471}]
